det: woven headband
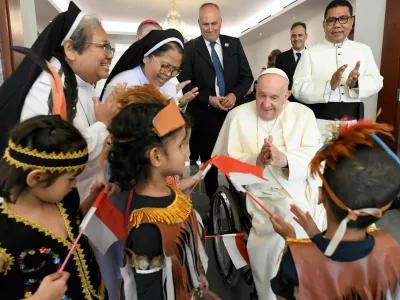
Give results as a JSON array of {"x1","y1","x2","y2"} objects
[{"x1": 3, "y1": 139, "x2": 88, "y2": 173}]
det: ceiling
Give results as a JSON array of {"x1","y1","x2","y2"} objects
[
  {"x1": 240, "y1": 0, "x2": 328, "y2": 44},
  {"x1": 37, "y1": 0, "x2": 310, "y2": 37}
]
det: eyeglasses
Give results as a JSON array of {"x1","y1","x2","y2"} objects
[
  {"x1": 151, "y1": 55, "x2": 181, "y2": 77},
  {"x1": 325, "y1": 15, "x2": 353, "y2": 26},
  {"x1": 88, "y1": 42, "x2": 115, "y2": 57}
]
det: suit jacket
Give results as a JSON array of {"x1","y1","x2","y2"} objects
[
  {"x1": 275, "y1": 49, "x2": 300, "y2": 102},
  {"x1": 178, "y1": 35, "x2": 253, "y2": 129},
  {"x1": 275, "y1": 49, "x2": 296, "y2": 90}
]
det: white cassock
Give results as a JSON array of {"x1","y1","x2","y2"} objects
[
  {"x1": 21, "y1": 57, "x2": 109, "y2": 201},
  {"x1": 292, "y1": 38, "x2": 383, "y2": 137},
  {"x1": 212, "y1": 101, "x2": 326, "y2": 300}
]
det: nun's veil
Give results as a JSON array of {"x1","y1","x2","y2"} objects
[
  {"x1": 0, "y1": 1, "x2": 83, "y2": 154},
  {"x1": 100, "y1": 28, "x2": 184, "y2": 99}
]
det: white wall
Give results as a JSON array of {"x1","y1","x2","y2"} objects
[
  {"x1": 20, "y1": 0, "x2": 38, "y2": 48},
  {"x1": 241, "y1": 12, "x2": 325, "y2": 77},
  {"x1": 354, "y1": 0, "x2": 387, "y2": 120}
]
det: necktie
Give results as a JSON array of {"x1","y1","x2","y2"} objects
[
  {"x1": 295, "y1": 52, "x2": 302, "y2": 65},
  {"x1": 210, "y1": 42, "x2": 225, "y2": 96}
]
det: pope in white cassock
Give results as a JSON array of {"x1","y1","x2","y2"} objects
[
  {"x1": 212, "y1": 68, "x2": 326, "y2": 299},
  {"x1": 292, "y1": 0, "x2": 383, "y2": 137}
]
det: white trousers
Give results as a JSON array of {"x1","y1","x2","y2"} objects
[{"x1": 246, "y1": 193, "x2": 312, "y2": 300}]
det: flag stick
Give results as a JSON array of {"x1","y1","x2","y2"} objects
[
  {"x1": 188, "y1": 164, "x2": 212, "y2": 197},
  {"x1": 58, "y1": 228, "x2": 84, "y2": 272},
  {"x1": 205, "y1": 233, "x2": 245, "y2": 239},
  {"x1": 244, "y1": 190, "x2": 273, "y2": 217},
  {"x1": 188, "y1": 179, "x2": 201, "y2": 197},
  {"x1": 58, "y1": 192, "x2": 104, "y2": 272}
]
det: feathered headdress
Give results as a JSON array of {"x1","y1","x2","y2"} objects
[
  {"x1": 99, "y1": 84, "x2": 185, "y2": 169},
  {"x1": 310, "y1": 120, "x2": 400, "y2": 256}
]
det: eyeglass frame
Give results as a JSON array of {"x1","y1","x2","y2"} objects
[
  {"x1": 87, "y1": 42, "x2": 115, "y2": 57},
  {"x1": 151, "y1": 55, "x2": 182, "y2": 77},
  {"x1": 324, "y1": 15, "x2": 354, "y2": 26}
]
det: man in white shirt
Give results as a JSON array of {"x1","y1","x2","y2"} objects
[
  {"x1": 292, "y1": 0, "x2": 383, "y2": 136},
  {"x1": 275, "y1": 22, "x2": 308, "y2": 102}
]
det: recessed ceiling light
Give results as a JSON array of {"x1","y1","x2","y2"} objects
[
  {"x1": 260, "y1": 33, "x2": 262, "y2": 35},
  {"x1": 293, "y1": 17, "x2": 296, "y2": 20}
]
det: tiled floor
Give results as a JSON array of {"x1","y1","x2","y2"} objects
[{"x1": 186, "y1": 160, "x2": 400, "y2": 300}]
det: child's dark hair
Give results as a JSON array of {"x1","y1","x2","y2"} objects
[
  {"x1": 108, "y1": 85, "x2": 188, "y2": 189},
  {"x1": 311, "y1": 123, "x2": 400, "y2": 229},
  {"x1": 0, "y1": 115, "x2": 87, "y2": 202}
]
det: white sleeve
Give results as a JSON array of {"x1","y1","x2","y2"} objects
[
  {"x1": 292, "y1": 50, "x2": 333, "y2": 104},
  {"x1": 349, "y1": 46, "x2": 383, "y2": 99},
  {"x1": 284, "y1": 109, "x2": 321, "y2": 182},
  {"x1": 20, "y1": 77, "x2": 52, "y2": 121},
  {"x1": 212, "y1": 112, "x2": 258, "y2": 165}
]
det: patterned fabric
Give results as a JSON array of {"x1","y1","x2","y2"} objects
[
  {"x1": 0, "y1": 189, "x2": 106, "y2": 300},
  {"x1": 210, "y1": 42, "x2": 225, "y2": 96}
]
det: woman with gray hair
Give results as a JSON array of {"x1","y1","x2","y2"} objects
[{"x1": 0, "y1": 2, "x2": 120, "y2": 202}]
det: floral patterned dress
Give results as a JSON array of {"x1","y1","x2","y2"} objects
[{"x1": 0, "y1": 189, "x2": 106, "y2": 300}]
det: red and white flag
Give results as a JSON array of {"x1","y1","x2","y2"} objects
[
  {"x1": 197, "y1": 155, "x2": 273, "y2": 217},
  {"x1": 80, "y1": 191, "x2": 125, "y2": 255},
  {"x1": 222, "y1": 233, "x2": 250, "y2": 269},
  {"x1": 206, "y1": 233, "x2": 250, "y2": 269}
]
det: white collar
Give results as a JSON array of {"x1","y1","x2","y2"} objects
[
  {"x1": 292, "y1": 48, "x2": 305, "y2": 54},
  {"x1": 76, "y1": 74, "x2": 93, "y2": 88},
  {"x1": 324, "y1": 37, "x2": 348, "y2": 47},
  {"x1": 203, "y1": 37, "x2": 221, "y2": 47}
]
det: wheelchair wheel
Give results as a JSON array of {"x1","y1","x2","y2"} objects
[{"x1": 211, "y1": 185, "x2": 243, "y2": 287}]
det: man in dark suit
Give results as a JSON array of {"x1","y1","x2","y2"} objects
[
  {"x1": 275, "y1": 22, "x2": 308, "y2": 102},
  {"x1": 178, "y1": 2, "x2": 253, "y2": 200}
]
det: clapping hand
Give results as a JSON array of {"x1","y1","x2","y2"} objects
[
  {"x1": 256, "y1": 136, "x2": 288, "y2": 168},
  {"x1": 330, "y1": 64, "x2": 348, "y2": 90},
  {"x1": 346, "y1": 61, "x2": 360, "y2": 88}
]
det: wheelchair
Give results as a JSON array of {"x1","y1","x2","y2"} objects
[{"x1": 210, "y1": 181, "x2": 256, "y2": 293}]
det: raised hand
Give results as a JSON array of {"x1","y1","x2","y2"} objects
[
  {"x1": 270, "y1": 214, "x2": 296, "y2": 239},
  {"x1": 346, "y1": 61, "x2": 360, "y2": 88},
  {"x1": 256, "y1": 136, "x2": 288, "y2": 168},
  {"x1": 93, "y1": 96, "x2": 121, "y2": 126},
  {"x1": 330, "y1": 64, "x2": 348, "y2": 90},
  {"x1": 176, "y1": 80, "x2": 191, "y2": 93},
  {"x1": 290, "y1": 204, "x2": 321, "y2": 238},
  {"x1": 179, "y1": 86, "x2": 199, "y2": 104}
]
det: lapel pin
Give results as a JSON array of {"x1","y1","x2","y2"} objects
[{"x1": 225, "y1": 43, "x2": 229, "y2": 47}]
